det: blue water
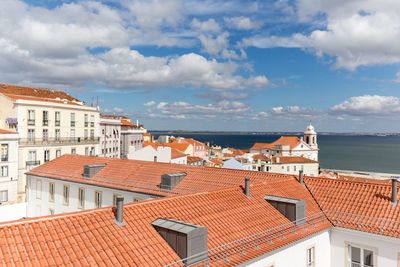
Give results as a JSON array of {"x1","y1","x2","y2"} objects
[{"x1": 152, "y1": 133, "x2": 400, "y2": 173}]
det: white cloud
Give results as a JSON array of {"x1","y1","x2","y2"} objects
[
  {"x1": 102, "y1": 106, "x2": 125, "y2": 114},
  {"x1": 145, "y1": 100, "x2": 251, "y2": 119},
  {"x1": 271, "y1": 105, "x2": 320, "y2": 118},
  {"x1": 224, "y1": 16, "x2": 261, "y2": 30},
  {"x1": 144, "y1": 100, "x2": 156, "y2": 107},
  {"x1": 244, "y1": 0, "x2": 400, "y2": 70},
  {"x1": 331, "y1": 95, "x2": 400, "y2": 116},
  {"x1": 191, "y1": 18, "x2": 221, "y2": 33}
]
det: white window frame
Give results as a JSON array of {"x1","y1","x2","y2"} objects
[
  {"x1": 95, "y1": 191, "x2": 102, "y2": 208},
  {"x1": 307, "y1": 246, "x2": 315, "y2": 267},
  {"x1": 36, "y1": 180, "x2": 42, "y2": 199},
  {"x1": 56, "y1": 149, "x2": 61, "y2": 158},
  {"x1": 49, "y1": 182, "x2": 55, "y2": 202},
  {"x1": 0, "y1": 190, "x2": 8, "y2": 202},
  {"x1": 0, "y1": 165, "x2": 8, "y2": 177},
  {"x1": 346, "y1": 243, "x2": 376, "y2": 267},
  {"x1": 78, "y1": 188, "x2": 85, "y2": 209},
  {"x1": 63, "y1": 185, "x2": 69, "y2": 205}
]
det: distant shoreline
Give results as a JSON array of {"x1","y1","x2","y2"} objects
[{"x1": 149, "y1": 130, "x2": 400, "y2": 136}]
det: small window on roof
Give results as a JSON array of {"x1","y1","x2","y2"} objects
[{"x1": 265, "y1": 195, "x2": 306, "y2": 225}]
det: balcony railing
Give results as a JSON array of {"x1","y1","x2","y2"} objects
[
  {"x1": 42, "y1": 120, "x2": 49, "y2": 126},
  {"x1": 26, "y1": 160, "x2": 40, "y2": 167},
  {"x1": 84, "y1": 122, "x2": 89, "y2": 127},
  {"x1": 55, "y1": 120, "x2": 60, "y2": 126},
  {"x1": 19, "y1": 137, "x2": 100, "y2": 145},
  {"x1": 27, "y1": 119, "x2": 35, "y2": 126},
  {"x1": 1, "y1": 156, "x2": 8, "y2": 162},
  {"x1": 71, "y1": 121, "x2": 76, "y2": 127}
]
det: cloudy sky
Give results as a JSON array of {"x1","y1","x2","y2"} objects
[{"x1": 1, "y1": 0, "x2": 400, "y2": 132}]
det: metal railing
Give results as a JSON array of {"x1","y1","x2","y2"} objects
[
  {"x1": 20, "y1": 137, "x2": 100, "y2": 145},
  {"x1": 1, "y1": 156, "x2": 8, "y2": 162},
  {"x1": 42, "y1": 120, "x2": 49, "y2": 126},
  {"x1": 26, "y1": 160, "x2": 40, "y2": 167},
  {"x1": 27, "y1": 119, "x2": 35, "y2": 126}
]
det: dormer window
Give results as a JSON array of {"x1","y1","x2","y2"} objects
[{"x1": 265, "y1": 195, "x2": 306, "y2": 225}]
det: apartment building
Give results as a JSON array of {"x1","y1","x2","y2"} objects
[
  {"x1": 0, "y1": 129, "x2": 18, "y2": 204},
  {"x1": 7, "y1": 155, "x2": 400, "y2": 266},
  {"x1": 0, "y1": 84, "x2": 100, "y2": 201},
  {"x1": 120, "y1": 118, "x2": 146, "y2": 159},
  {"x1": 252, "y1": 155, "x2": 319, "y2": 176},
  {"x1": 131, "y1": 143, "x2": 187, "y2": 164},
  {"x1": 99, "y1": 114, "x2": 121, "y2": 158}
]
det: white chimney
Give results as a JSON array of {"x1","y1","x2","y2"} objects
[{"x1": 276, "y1": 157, "x2": 280, "y2": 163}]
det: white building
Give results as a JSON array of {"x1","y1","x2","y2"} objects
[
  {"x1": 0, "y1": 84, "x2": 100, "y2": 202},
  {"x1": 0, "y1": 129, "x2": 18, "y2": 204},
  {"x1": 250, "y1": 123, "x2": 319, "y2": 161},
  {"x1": 252, "y1": 155, "x2": 319, "y2": 176},
  {"x1": 131, "y1": 143, "x2": 187, "y2": 165},
  {"x1": 120, "y1": 118, "x2": 146, "y2": 159},
  {"x1": 223, "y1": 157, "x2": 253, "y2": 170},
  {"x1": 99, "y1": 114, "x2": 121, "y2": 158}
]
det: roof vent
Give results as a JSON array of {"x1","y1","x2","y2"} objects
[
  {"x1": 83, "y1": 163, "x2": 106, "y2": 178},
  {"x1": 265, "y1": 195, "x2": 306, "y2": 225},
  {"x1": 244, "y1": 177, "x2": 251, "y2": 197},
  {"x1": 113, "y1": 196, "x2": 126, "y2": 227},
  {"x1": 152, "y1": 218, "x2": 208, "y2": 266},
  {"x1": 160, "y1": 172, "x2": 187, "y2": 190},
  {"x1": 391, "y1": 177, "x2": 398, "y2": 207},
  {"x1": 299, "y1": 170, "x2": 304, "y2": 185}
]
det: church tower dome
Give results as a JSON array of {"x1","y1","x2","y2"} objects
[{"x1": 304, "y1": 123, "x2": 318, "y2": 149}]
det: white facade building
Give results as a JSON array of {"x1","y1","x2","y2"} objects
[
  {"x1": 0, "y1": 84, "x2": 100, "y2": 202},
  {"x1": 120, "y1": 118, "x2": 146, "y2": 159},
  {"x1": 26, "y1": 175, "x2": 158, "y2": 217},
  {"x1": 131, "y1": 144, "x2": 187, "y2": 164},
  {"x1": 99, "y1": 115, "x2": 121, "y2": 158},
  {"x1": 223, "y1": 158, "x2": 253, "y2": 170},
  {"x1": 0, "y1": 129, "x2": 19, "y2": 204}
]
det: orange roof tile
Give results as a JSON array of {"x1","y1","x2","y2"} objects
[
  {"x1": 250, "y1": 136, "x2": 303, "y2": 151},
  {"x1": 253, "y1": 154, "x2": 269, "y2": 161},
  {"x1": 171, "y1": 148, "x2": 187, "y2": 159},
  {"x1": 0, "y1": 129, "x2": 17, "y2": 134},
  {"x1": 0, "y1": 84, "x2": 78, "y2": 101},
  {"x1": 305, "y1": 177, "x2": 400, "y2": 238},
  {"x1": 187, "y1": 156, "x2": 203, "y2": 163},
  {"x1": 0, "y1": 179, "x2": 331, "y2": 266},
  {"x1": 27, "y1": 155, "x2": 296, "y2": 197},
  {"x1": 272, "y1": 156, "x2": 318, "y2": 164}
]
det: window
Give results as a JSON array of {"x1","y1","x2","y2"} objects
[
  {"x1": 84, "y1": 114, "x2": 89, "y2": 127},
  {"x1": 1, "y1": 144, "x2": 8, "y2": 161},
  {"x1": 85, "y1": 147, "x2": 89, "y2": 156},
  {"x1": 90, "y1": 147, "x2": 95, "y2": 156},
  {"x1": 90, "y1": 115, "x2": 95, "y2": 127},
  {"x1": 42, "y1": 129, "x2": 48, "y2": 141},
  {"x1": 49, "y1": 182, "x2": 55, "y2": 202},
  {"x1": 294, "y1": 165, "x2": 297, "y2": 172},
  {"x1": 56, "y1": 149, "x2": 61, "y2": 158},
  {"x1": 154, "y1": 156, "x2": 157, "y2": 162},
  {"x1": 28, "y1": 150, "x2": 37, "y2": 162},
  {"x1": 1, "y1": 166, "x2": 8, "y2": 177},
  {"x1": 0, "y1": 190, "x2": 8, "y2": 202},
  {"x1": 63, "y1": 185, "x2": 69, "y2": 205},
  {"x1": 348, "y1": 244, "x2": 374, "y2": 267},
  {"x1": 307, "y1": 247, "x2": 315, "y2": 267},
  {"x1": 70, "y1": 129, "x2": 75, "y2": 140},
  {"x1": 95, "y1": 191, "x2": 102, "y2": 208},
  {"x1": 287, "y1": 166, "x2": 290, "y2": 172},
  {"x1": 27, "y1": 110, "x2": 35, "y2": 125},
  {"x1": 55, "y1": 111, "x2": 60, "y2": 126},
  {"x1": 70, "y1": 113, "x2": 75, "y2": 127},
  {"x1": 90, "y1": 129, "x2": 94, "y2": 140},
  {"x1": 36, "y1": 180, "x2": 42, "y2": 199},
  {"x1": 28, "y1": 129, "x2": 35, "y2": 141},
  {"x1": 71, "y1": 148, "x2": 76, "y2": 154},
  {"x1": 55, "y1": 129, "x2": 60, "y2": 141},
  {"x1": 78, "y1": 188, "x2": 85, "y2": 209},
  {"x1": 49, "y1": 209, "x2": 54, "y2": 215},
  {"x1": 44, "y1": 150, "x2": 50, "y2": 163},
  {"x1": 84, "y1": 129, "x2": 88, "y2": 140},
  {"x1": 42, "y1": 111, "x2": 48, "y2": 126}
]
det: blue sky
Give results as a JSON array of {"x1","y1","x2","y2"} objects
[{"x1": 1, "y1": 0, "x2": 400, "y2": 132}]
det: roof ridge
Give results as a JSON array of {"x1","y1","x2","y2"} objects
[{"x1": 305, "y1": 176, "x2": 393, "y2": 187}]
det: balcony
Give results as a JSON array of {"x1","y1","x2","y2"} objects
[
  {"x1": 26, "y1": 160, "x2": 40, "y2": 167},
  {"x1": 55, "y1": 120, "x2": 60, "y2": 126},
  {"x1": 90, "y1": 122, "x2": 94, "y2": 127},
  {"x1": 1, "y1": 156, "x2": 8, "y2": 162},
  {"x1": 19, "y1": 137, "x2": 100, "y2": 146},
  {"x1": 27, "y1": 119, "x2": 35, "y2": 126},
  {"x1": 42, "y1": 120, "x2": 49, "y2": 126},
  {"x1": 71, "y1": 121, "x2": 76, "y2": 127},
  {"x1": 84, "y1": 122, "x2": 89, "y2": 127}
]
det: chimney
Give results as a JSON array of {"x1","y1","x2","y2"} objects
[
  {"x1": 276, "y1": 157, "x2": 280, "y2": 163},
  {"x1": 391, "y1": 178, "x2": 398, "y2": 207},
  {"x1": 114, "y1": 196, "x2": 126, "y2": 226},
  {"x1": 136, "y1": 119, "x2": 139, "y2": 127},
  {"x1": 244, "y1": 177, "x2": 251, "y2": 197},
  {"x1": 83, "y1": 163, "x2": 106, "y2": 178},
  {"x1": 299, "y1": 170, "x2": 304, "y2": 184}
]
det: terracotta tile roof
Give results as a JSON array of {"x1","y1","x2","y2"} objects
[
  {"x1": 187, "y1": 156, "x2": 203, "y2": 163},
  {"x1": 171, "y1": 148, "x2": 187, "y2": 159},
  {"x1": 0, "y1": 84, "x2": 84, "y2": 106},
  {"x1": 0, "y1": 179, "x2": 331, "y2": 266},
  {"x1": 253, "y1": 154, "x2": 269, "y2": 161},
  {"x1": 27, "y1": 155, "x2": 296, "y2": 197},
  {"x1": 0, "y1": 129, "x2": 17, "y2": 134},
  {"x1": 305, "y1": 177, "x2": 400, "y2": 238},
  {"x1": 250, "y1": 136, "x2": 302, "y2": 151},
  {"x1": 272, "y1": 156, "x2": 318, "y2": 164},
  {"x1": 173, "y1": 137, "x2": 206, "y2": 147},
  {"x1": 209, "y1": 158, "x2": 223, "y2": 166}
]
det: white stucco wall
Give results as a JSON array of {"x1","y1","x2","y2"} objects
[
  {"x1": 0, "y1": 202, "x2": 27, "y2": 222},
  {"x1": 330, "y1": 227, "x2": 400, "y2": 267},
  {"x1": 266, "y1": 162, "x2": 319, "y2": 176},
  {"x1": 223, "y1": 158, "x2": 253, "y2": 170},
  {"x1": 0, "y1": 133, "x2": 19, "y2": 204},
  {"x1": 26, "y1": 175, "x2": 159, "y2": 217},
  {"x1": 242, "y1": 230, "x2": 331, "y2": 267}
]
